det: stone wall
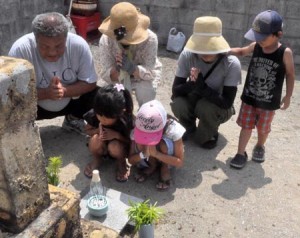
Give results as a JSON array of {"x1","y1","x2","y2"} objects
[{"x1": 0, "y1": 0, "x2": 299, "y2": 65}]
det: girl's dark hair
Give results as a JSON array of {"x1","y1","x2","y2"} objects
[{"x1": 93, "y1": 84, "x2": 133, "y2": 118}]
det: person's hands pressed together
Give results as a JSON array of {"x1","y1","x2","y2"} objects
[
  {"x1": 139, "y1": 145, "x2": 150, "y2": 160},
  {"x1": 49, "y1": 76, "x2": 65, "y2": 100},
  {"x1": 85, "y1": 123, "x2": 99, "y2": 137},
  {"x1": 115, "y1": 52, "x2": 136, "y2": 75},
  {"x1": 189, "y1": 67, "x2": 200, "y2": 82},
  {"x1": 121, "y1": 53, "x2": 136, "y2": 75},
  {"x1": 99, "y1": 125, "x2": 120, "y2": 141}
]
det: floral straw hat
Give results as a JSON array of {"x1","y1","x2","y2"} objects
[
  {"x1": 185, "y1": 16, "x2": 230, "y2": 54},
  {"x1": 99, "y1": 2, "x2": 150, "y2": 45}
]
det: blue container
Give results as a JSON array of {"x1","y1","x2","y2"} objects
[{"x1": 87, "y1": 195, "x2": 109, "y2": 217}]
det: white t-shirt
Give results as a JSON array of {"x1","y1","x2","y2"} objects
[
  {"x1": 8, "y1": 32, "x2": 98, "y2": 111},
  {"x1": 164, "y1": 119, "x2": 186, "y2": 141}
]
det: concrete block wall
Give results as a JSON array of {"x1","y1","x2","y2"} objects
[
  {"x1": 98, "y1": 0, "x2": 300, "y2": 65},
  {"x1": 0, "y1": 0, "x2": 65, "y2": 56},
  {"x1": 0, "y1": 0, "x2": 299, "y2": 65}
]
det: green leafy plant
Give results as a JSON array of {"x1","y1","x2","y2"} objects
[
  {"x1": 126, "y1": 199, "x2": 164, "y2": 232},
  {"x1": 46, "y1": 156, "x2": 62, "y2": 186}
]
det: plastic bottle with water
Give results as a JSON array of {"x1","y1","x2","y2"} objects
[
  {"x1": 88, "y1": 170, "x2": 108, "y2": 215},
  {"x1": 90, "y1": 170, "x2": 103, "y2": 199}
]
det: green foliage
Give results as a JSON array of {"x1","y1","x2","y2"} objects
[
  {"x1": 46, "y1": 156, "x2": 62, "y2": 186},
  {"x1": 126, "y1": 199, "x2": 164, "y2": 232}
]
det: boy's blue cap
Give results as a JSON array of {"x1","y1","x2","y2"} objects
[{"x1": 244, "y1": 10, "x2": 283, "y2": 42}]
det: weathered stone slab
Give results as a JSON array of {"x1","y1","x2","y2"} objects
[
  {"x1": 0, "y1": 56, "x2": 50, "y2": 233},
  {"x1": 0, "y1": 56, "x2": 36, "y2": 132}
]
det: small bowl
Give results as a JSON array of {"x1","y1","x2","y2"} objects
[{"x1": 87, "y1": 195, "x2": 109, "y2": 217}]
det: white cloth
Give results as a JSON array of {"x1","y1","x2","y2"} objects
[{"x1": 8, "y1": 32, "x2": 98, "y2": 111}]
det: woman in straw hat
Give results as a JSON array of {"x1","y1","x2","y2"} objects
[
  {"x1": 97, "y1": 2, "x2": 162, "y2": 107},
  {"x1": 171, "y1": 16, "x2": 242, "y2": 149}
]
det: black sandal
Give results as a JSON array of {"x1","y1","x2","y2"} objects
[
  {"x1": 230, "y1": 152, "x2": 248, "y2": 169},
  {"x1": 156, "y1": 179, "x2": 171, "y2": 191},
  {"x1": 134, "y1": 172, "x2": 148, "y2": 183}
]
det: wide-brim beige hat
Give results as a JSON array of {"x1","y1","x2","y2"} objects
[
  {"x1": 99, "y1": 2, "x2": 150, "y2": 45},
  {"x1": 185, "y1": 16, "x2": 230, "y2": 54}
]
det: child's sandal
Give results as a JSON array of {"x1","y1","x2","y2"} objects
[
  {"x1": 156, "y1": 179, "x2": 171, "y2": 191},
  {"x1": 116, "y1": 168, "x2": 130, "y2": 182},
  {"x1": 134, "y1": 172, "x2": 148, "y2": 183}
]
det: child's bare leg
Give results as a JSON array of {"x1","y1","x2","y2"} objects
[
  {"x1": 108, "y1": 140, "x2": 129, "y2": 182},
  {"x1": 143, "y1": 157, "x2": 158, "y2": 175},
  {"x1": 84, "y1": 134, "x2": 105, "y2": 178},
  {"x1": 257, "y1": 132, "x2": 269, "y2": 147},
  {"x1": 237, "y1": 128, "x2": 252, "y2": 155},
  {"x1": 134, "y1": 157, "x2": 158, "y2": 183},
  {"x1": 156, "y1": 163, "x2": 171, "y2": 190},
  {"x1": 160, "y1": 163, "x2": 171, "y2": 181},
  {"x1": 155, "y1": 140, "x2": 172, "y2": 190}
]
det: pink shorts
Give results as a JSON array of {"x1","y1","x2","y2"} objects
[{"x1": 237, "y1": 103, "x2": 275, "y2": 134}]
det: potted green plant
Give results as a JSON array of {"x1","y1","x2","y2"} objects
[
  {"x1": 126, "y1": 199, "x2": 164, "y2": 238},
  {"x1": 46, "y1": 156, "x2": 62, "y2": 186}
]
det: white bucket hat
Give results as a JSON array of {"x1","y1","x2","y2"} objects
[{"x1": 185, "y1": 16, "x2": 230, "y2": 54}]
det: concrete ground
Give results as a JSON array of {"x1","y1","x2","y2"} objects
[{"x1": 36, "y1": 46, "x2": 300, "y2": 238}]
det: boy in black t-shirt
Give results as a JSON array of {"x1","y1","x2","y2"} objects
[{"x1": 229, "y1": 10, "x2": 295, "y2": 169}]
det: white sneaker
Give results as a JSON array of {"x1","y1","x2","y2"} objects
[{"x1": 62, "y1": 115, "x2": 86, "y2": 136}]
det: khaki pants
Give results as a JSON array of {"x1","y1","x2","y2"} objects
[{"x1": 171, "y1": 97, "x2": 233, "y2": 145}]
